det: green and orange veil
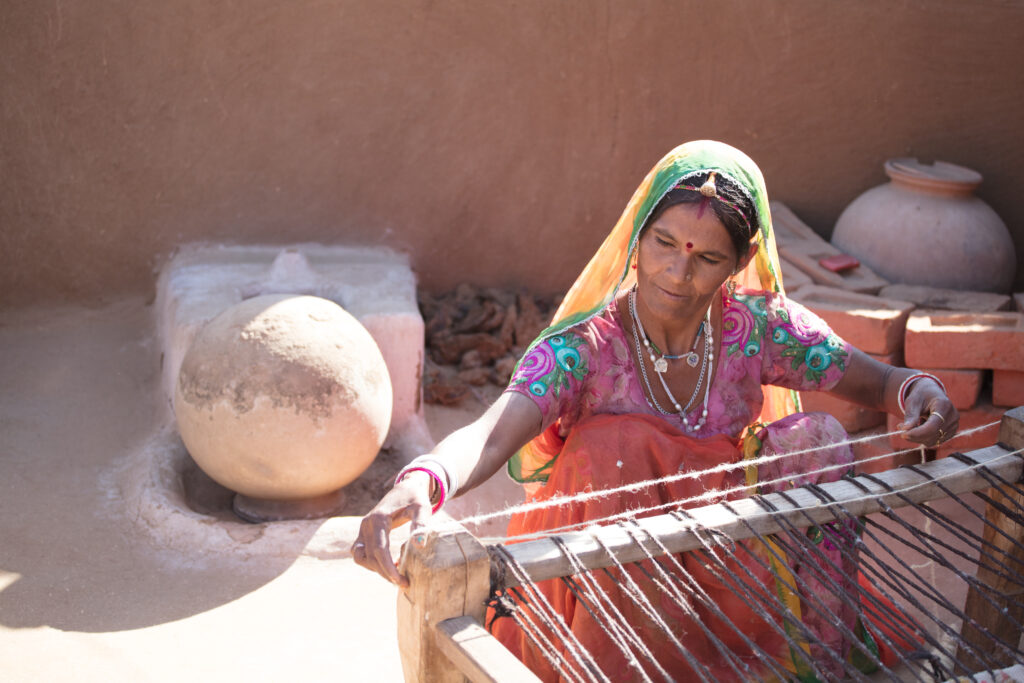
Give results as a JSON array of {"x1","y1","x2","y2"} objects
[{"x1": 508, "y1": 140, "x2": 798, "y2": 483}]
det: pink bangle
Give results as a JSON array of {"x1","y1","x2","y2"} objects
[
  {"x1": 395, "y1": 466, "x2": 446, "y2": 513},
  {"x1": 898, "y1": 372, "x2": 947, "y2": 415}
]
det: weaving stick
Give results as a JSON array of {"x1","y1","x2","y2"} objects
[{"x1": 957, "y1": 406, "x2": 1024, "y2": 670}]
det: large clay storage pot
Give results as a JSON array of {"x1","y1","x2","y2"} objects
[{"x1": 831, "y1": 158, "x2": 1016, "y2": 293}]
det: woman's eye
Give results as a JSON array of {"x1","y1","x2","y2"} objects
[
  {"x1": 700, "y1": 255, "x2": 721, "y2": 264},
  {"x1": 655, "y1": 237, "x2": 673, "y2": 247}
]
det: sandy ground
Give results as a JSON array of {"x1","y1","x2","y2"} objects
[
  {"x1": 0, "y1": 297, "x2": 517, "y2": 683},
  {"x1": 2, "y1": 298, "x2": 1016, "y2": 682}
]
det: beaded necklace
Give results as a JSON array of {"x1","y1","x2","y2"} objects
[
  {"x1": 642, "y1": 321, "x2": 703, "y2": 371},
  {"x1": 629, "y1": 287, "x2": 714, "y2": 432}
]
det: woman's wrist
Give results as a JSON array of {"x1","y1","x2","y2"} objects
[
  {"x1": 897, "y1": 372, "x2": 947, "y2": 415},
  {"x1": 394, "y1": 468, "x2": 444, "y2": 512},
  {"x1": 395, "y1": 453, "x2": 463, "y2": 513}
]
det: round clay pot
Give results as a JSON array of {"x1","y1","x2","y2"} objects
[
  {"x1": 831, "y1": 158, "x2": 1016, "y2": 293},
  {"x1": 174, "y1": 295, "x2": 392, "y2": 509}
]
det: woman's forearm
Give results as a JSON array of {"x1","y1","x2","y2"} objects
[
  {"x1": 830, "y1": 348, "x2": 916, "y2": 415},
  {"x1": 419, "y1": 391, "x2": 544, "y2": 498},
  {"x1": 827, "y1": 347, "x2": 958, "y2": 445}
]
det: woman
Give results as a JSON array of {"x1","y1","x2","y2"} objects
[{"x1": 354, "y1": 141, "x2": 958, "y2": 680}]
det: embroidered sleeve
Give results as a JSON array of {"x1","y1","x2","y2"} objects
[
  {"x1": 722, "y1": 291, "x2": 770, "y2": 358},
  {"x1": 505, "y1": 331, "x2": 592, "y2": 429},
  {"x1": 759, "y1": 292, "x2": 851, "y2": 390}
]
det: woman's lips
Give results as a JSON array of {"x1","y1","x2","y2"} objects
[{"x1": 655, "y1": 284, "x2": 689, "y2": 300}]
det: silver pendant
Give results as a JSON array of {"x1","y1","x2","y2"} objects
[
  {"x1": 653, "y1": 357, "x2": 668, "y2": 373},
  {"x1": 685, "y1": 353, "x2": 699, "y2": 368}
]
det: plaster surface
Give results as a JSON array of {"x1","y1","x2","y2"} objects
[{"x1": 2, "y1": 1, "x2": 1023, "y2": 308}]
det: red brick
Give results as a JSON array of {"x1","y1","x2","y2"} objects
[
  {"x1": 800, "y1": 391, "x2": 885, "y2": 433},
  {"x1": 850, "y1": 426, "x2": 919, "y2": 474},
  {"x1": 904, "y1": 311, "x2": 1024, "y2": 371},
  {"x1": 920, "y1": 368, "x2": 984, "y2": 410},
  {"x1": 778, "y1": 256, "x2": 814, "y2": 293},
  {"x1": 769, "y1": 201, "x2": 833, "y2": 249},
  {"x1": 792, "y1": 285, "x2": 914, "y2": 355},
  {"x1": 778, "y1": 243, "x2": 888, "y2": 295},
  {"x1": 880, "y1": 284, "x2": 1011, "y2": 313},
  {"x1": 993, "y1": 369, "x2": 1024, "y2": 408},
  {"x1": 887, "y1": 400, "x2": 1005, "y2": 459}
]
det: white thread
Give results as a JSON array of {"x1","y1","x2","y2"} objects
[
  {"x1": 469, "y1": 431, "x2": 1017, "y2": 545},
  {"x1": 456, "y1": 421, "x2": 999, "y2": 530},
  {"x1": 482, "y1": 443, "x2": 1023, "y2": 545},
  {"x1": 500, "y1": 547, "x2": 607, "y2": 683}
]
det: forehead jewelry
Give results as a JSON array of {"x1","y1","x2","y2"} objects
[
  {"x1": 699, "y1": 172, "x2": 718, "y2": 197},
  {"x1": 695, "y1": 172, "x2": 716, "y2": 219},
  {"x1": 696, "y1": 196, "x2": 711, "y2": 219},
  {"x1": 674, "y1": 171, "x2": 754, "y2": 239}
]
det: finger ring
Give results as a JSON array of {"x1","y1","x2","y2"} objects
[{"x1": 930, "y1": 411, "x2": 945, "y2": 422}]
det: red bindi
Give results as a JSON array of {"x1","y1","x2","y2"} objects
[{"x1": 686, "y1": 242, "x2": 693, "y2": 251}]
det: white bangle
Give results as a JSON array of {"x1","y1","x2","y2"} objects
[
  {"x1": 897, "y1": 372, "x2": 947, "y2": 415},
  {"x1": 405, "y1": 455, "x2": 460, "y2": 499},
  {"x1": 394, "y1": 461, "x2": 447, "y2": 512}
]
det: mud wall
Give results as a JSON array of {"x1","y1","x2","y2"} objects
[{"x1": 2, "y1": 0, "x2": 1022, "y2": 307}]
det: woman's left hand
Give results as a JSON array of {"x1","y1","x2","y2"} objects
[{"x1": 898, "y1": 377, "x2": 959, "y2": 447}]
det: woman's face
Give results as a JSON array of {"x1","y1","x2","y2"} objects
[{"x1": 635, "y1": 202, "x2": 739, "y2": 322}]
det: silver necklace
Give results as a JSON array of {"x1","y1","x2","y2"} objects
[
  {"x1": 629, "y1": 288, "x2": 714, "y2": 432},
  {"x1": 634, "y1": 298, "x2": 706, "y2": 373}
]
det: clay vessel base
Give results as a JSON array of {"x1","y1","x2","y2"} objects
[{"x1": 233, "y1": 490, "x2": 346, "y2": 523}]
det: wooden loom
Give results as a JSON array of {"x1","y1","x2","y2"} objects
[{"x1": 396, "y1": 406, "x2": 1024, "y2": 683}]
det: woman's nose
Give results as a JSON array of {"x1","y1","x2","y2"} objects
[{"x1": 667, "y1": 254, "x2": 692, "y2": 283}]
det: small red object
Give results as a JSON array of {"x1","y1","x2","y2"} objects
[{"x1": 819, "y1": 253, "x2": 860, "y2": 273}]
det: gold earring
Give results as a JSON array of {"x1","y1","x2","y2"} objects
[{"x1": 727, "y1": 279, "x2": 736, "y2": 297}]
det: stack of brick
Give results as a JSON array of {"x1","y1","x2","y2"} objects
[
  {"x1": 772, "y1": 201, "x2": 888, "y2": 295},
  {"x1": 891, "y1": 309, "x2": 1024, "y2": 457},
  {"x1": 769, "y1": 201, "x2": 1024, "y2": 466},
  {"x1": 796, "y1": 286, "x2": 913, "y2": 432}
]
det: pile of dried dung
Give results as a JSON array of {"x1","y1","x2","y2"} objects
[{"x1": 419, "y1": 284, "x2": 561, "y2": 405}]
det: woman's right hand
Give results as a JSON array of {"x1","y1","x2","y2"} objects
[{"x1": 352, "y1": 470, "x2": 433, "y2": 588}]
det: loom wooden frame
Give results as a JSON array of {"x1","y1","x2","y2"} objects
[{"x1": 396, "y1": 407, "x2": 1024, "y2": 683}]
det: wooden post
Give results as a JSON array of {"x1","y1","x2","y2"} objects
[
  {"x1": 396, "y1": 512, "x2": 492, "y2": 683},
  {"x1": 957, "y1": 406, "x2": 1024, "y2": 671},
  {"x1": 435, "y1": 616, "x2": 542, "y2": 683}
]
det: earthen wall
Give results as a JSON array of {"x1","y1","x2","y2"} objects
[{"x1": 2, "y1": 0, "x2": 1023, "y2": 307}]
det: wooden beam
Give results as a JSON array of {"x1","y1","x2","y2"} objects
[
  {"x1": 434, "y1": 616, "x2": 542, "y2": 683},
  {"x1": 498, "y1": 442, "x2": 1023, "y2": 588},
  {"x1": 957, "y1": 406, "x2": 1024, "y2": 671},
  {"x1": 397, "y1": 512, "x2": 492, "y2": 683}
]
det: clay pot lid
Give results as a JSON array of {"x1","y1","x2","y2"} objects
[{"x1": 885, "y1": 158, "x2": 982, "y2": 195}]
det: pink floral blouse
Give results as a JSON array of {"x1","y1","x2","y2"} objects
[{"x1": 505, "y1": 287, "x2": 852, "y2": 440}]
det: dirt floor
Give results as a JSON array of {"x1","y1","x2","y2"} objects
[
  {"x1": 3, "y1": 297, "x2": 1018, "y2": 682},
  {"x1": 0, "y1": 297, "x2": 517, "y2": 682}
]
